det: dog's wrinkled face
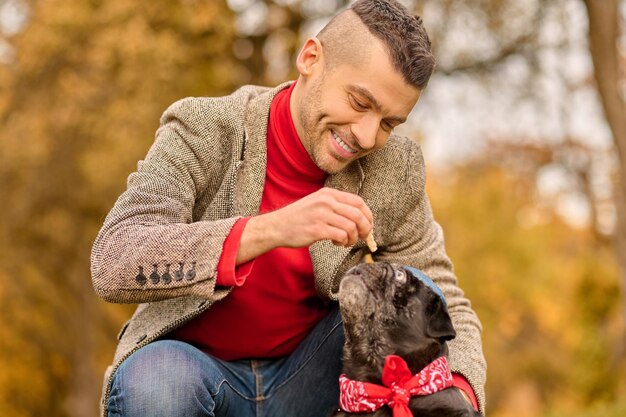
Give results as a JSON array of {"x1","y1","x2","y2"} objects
[{"x1": 338, "y1": 262, "x2": 456, "y2": 381}]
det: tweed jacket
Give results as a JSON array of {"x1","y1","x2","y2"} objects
[{"x1": 91, "y1": 82, "x2": 487, "y2": 415}]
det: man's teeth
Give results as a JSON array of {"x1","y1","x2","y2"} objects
[{"x1": 333, "y1": 132, "x2": 356, "y2": 154}]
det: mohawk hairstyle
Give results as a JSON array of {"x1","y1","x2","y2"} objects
[{"x1": 351, "y1": 0, "x2": 435, "y2": 89}]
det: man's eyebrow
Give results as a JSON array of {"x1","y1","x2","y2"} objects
[{"x1": 347, "y1": 85, "x2": 407, "y2": 124}]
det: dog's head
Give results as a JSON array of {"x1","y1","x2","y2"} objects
[{"x1": 338, "y1": 262, "x2": 456, "y2": 381}]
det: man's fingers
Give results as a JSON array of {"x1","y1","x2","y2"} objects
[
  {"x1": 331, "y1": 203, "x2": 372, "y2": 239},
  {"x1": 325, "y1": 213, "x2": 359, "y2": 247},
  {"x1": 272, "y1": 188, "x2": 374, "y2": 248},
  {"x1": 319, "y1": 188, "x2": 374, "y2": 224},
  {"x1": 328, "y1": 227, "x2": 350, "y2": 247}
]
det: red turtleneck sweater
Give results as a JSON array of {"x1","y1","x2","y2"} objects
[
  {"x1": 170, "y1": 83, "x2": 331, "y2": 360},
  {"x1": 170, "y1": 83, "x2": 479, "y2": 411}
]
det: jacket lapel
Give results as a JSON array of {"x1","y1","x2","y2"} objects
[
  {"x1": 233, "y1": 83, "x2": 291, "y2": 217},
  {"x1": 310, "y1": 162, "x2": 365, "y2": 297}
]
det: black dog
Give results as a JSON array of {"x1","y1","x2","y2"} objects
[{"x1": 332, "y1": 262, "x2": 482, "y2": 417}]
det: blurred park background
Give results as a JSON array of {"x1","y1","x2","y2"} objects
[{"x1": 1, "y1": 0, "x2": 625, "y2": 416}]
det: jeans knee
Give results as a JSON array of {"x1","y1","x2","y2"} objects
[{"x1": 107, "y1": 340, "x2": 223, "y2": 417}]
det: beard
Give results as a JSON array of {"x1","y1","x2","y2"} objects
[{"x1": 296, "y1": 73, "x2": 352, "y2": 175}]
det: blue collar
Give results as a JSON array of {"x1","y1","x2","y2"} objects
[{"x1": 403, "y1": 266, "x2": 447, "y2": 306}]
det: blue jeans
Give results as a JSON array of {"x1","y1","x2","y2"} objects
[{"x1": 107, "y1": 307, "x2": 343, "y2": 417}]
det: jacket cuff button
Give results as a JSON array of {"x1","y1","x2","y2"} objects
[
  {"x1": 174, "y1": 262, "x2": 184, "y2": 281},
  {"x1": 149, "y1": 264, "x2": 160, "y2": 284},
  {"x1": 185, "y1": 261, "x2": 197, "y2": 281},
  {"x1": 135, "y1": 266, "x2": 147, "y2": 285},
  {"x1": 162, "y1": 264, "x2": 172, "y2": 284}
]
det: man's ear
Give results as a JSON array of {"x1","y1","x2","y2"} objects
[
  {"x1": 295, "y1": 37, "x2": 324, "y2": 76},
  {"x1": 425, "y1": 294, "x2": 456, "y2": 342}
]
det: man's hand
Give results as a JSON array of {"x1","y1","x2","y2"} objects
[{"x1": 236, "y1": 188, "x2": 373, "y2": 264}]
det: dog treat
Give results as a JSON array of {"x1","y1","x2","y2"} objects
[
  {"x1": 363, "y1": 230, "x2": 376, "y2": 263},
  {"x1": 365, "y1": 231, "x2": 377, "y2": 253},
  {"x1": 363, "y1": 253, "x2": 374, "y2": 264}
]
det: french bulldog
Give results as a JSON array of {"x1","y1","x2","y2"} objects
[{"x1": 332, "y1": 262, "x2": 482, "y2": 417}]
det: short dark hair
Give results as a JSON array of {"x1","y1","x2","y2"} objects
[{"x1": 351, "y1": 0, "x2": 435, "y2": 89}]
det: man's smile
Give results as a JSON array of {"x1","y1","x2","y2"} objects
[{"x1": 330, "y1": 129, "x2": 358, "y2": 159}]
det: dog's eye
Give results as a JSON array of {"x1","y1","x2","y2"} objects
[{"x1": 394, "y1": 270, "x2": 407, "y2": 284}]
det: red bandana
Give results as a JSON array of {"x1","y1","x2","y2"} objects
[{"x1": 339, "y1": 355, "x2": 454, "y2": 417}]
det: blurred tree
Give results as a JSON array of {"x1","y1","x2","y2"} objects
[
  {"x1": 413, "y1": 0, "x2": 626, "y2": 388},
  {"x1": 428, "y1": 160, "x2": 622, "y2": 417},
  {"x1": 224, "y1": 0, "x2": 350, "y2": 86},
  {"x1": 0, "y1": 1, "x2": 238, "y2": 416},
  {"x1": 1, "y1": 1, "x2": 624, "y2": 417},
  {"x1": 581, "y1": 0, "x2": 626, "y2": 367}
]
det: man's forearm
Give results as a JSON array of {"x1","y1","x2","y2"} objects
[{"x1": 235, "y1": 213, "x2": 282, "y2": 264}]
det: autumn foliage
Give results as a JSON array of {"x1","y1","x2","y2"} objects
[{"x1": 0, "y1": 1, "x2": 624, "y2": 417}]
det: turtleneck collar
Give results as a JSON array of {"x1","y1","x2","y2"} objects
[{"x1": 267, "y1": 82, "x2": 327, "y2": 185}]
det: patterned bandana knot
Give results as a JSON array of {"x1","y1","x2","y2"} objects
[
  {"x1": 339, "y1": 355, "x2": 453, "y2": 417},
  {"x1": 390, "y1": 384, "x2": 410, "y2": 406}
]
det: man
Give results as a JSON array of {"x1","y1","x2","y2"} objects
[{"x1": 91, "y1": 1, "x2": 486, "y2": 416}]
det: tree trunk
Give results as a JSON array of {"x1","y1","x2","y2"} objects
[{"x1": 582, "y1": 0, "x2": 626, "y2": 367}]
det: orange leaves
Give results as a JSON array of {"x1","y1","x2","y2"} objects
[{"x1": 428, "y1": 163, "x2": 622, "y2": 415}]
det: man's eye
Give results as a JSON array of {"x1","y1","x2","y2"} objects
[
  {"x1": 350, "y1": 96, "x2": 368, "y2": 111},
  {"x1": 382, "y1": 121, "x2": 394, "y2": 132}
]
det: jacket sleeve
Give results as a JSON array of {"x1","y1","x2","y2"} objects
[
  {"x1": 91, "y1": 97, "x2": 243, "y2": 304},
  {"x1": 374, "y1": 142, "x2": 487, "y2": 414}
]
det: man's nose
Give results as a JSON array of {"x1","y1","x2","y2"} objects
[{"x1": 352, "y1": 114, "x2": 383, "y2": 150}]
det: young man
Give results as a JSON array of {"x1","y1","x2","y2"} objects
[{"x1": 91, "y1": 1, "x2": 486, "y2": 416}]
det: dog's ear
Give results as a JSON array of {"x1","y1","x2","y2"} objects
[{"x1": 425, "y1": 294, "x2": 456, "y2": 342}]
